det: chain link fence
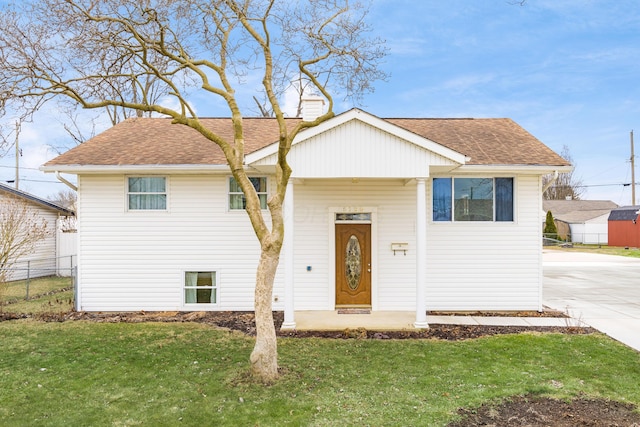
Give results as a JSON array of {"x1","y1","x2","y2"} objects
[
  {"x1": 543, "y1": 233, "x2": 608, "y2": 247},
  {"x1": 1, "y1": 255, "x2": 76, "y2": 304}
]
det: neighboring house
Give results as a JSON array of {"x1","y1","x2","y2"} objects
[
  {"x1": 608, "y1": 206, "x2": 640, "y2": 247},
  {"x1": 543, "y1": 200, "x2": 618, "y2": 244},
  {"x1": 0, "y1": 183, "x2": 75, "y2": 280},
  {"x1": 41, "y1": 105, "x2": 570, "y2": 328}
]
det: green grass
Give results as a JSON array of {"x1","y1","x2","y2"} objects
[
  {"x1": 1, "y1": 275, "x2": 71, "y2": 301},
  {"x1": 1, "y1": 321, "x2": 639, "y2": 426},
  {"x1": 551, "y1": 245, "x2": 640, "y2": 258},
  {"x1": 0, "y1": 276, "x2": 73, "y2": 313}
]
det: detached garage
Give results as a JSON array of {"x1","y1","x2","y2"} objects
[{"x1": 608, "y1": 206, "x2": 640, "y2": 247}]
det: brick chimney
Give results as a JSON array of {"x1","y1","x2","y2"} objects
[{"x1": 301, "y1": 95, "x2": 325, "y2": 121}]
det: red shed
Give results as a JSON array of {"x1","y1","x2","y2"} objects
[{"x1": 608, "y1": 205, "x2": 640, "y2": 247}]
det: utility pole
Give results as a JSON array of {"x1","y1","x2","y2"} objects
[
  {"x1": 632, "y1": 130, "x2": 636, "y2": 206},
  {"x1": 14, "y1": 121, "x2": 20, "y2": 190}
]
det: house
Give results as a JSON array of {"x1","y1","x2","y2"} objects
[
  {"x1": 0, "y1": 183, "x2": 75, "y2": 280},
  {"x1": 41, "y1": 106, "x2": 570, "y2": 328},
  {"x1": 608, "y1": 206, "x2": 640, "y2": 247},
  {"x1": 543, "y1": 199, "x2": 617, "y2": 244}
]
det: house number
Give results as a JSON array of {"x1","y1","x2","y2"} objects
[{"x1": 341, "y1": 207, "x2": 364, "y2": 213}]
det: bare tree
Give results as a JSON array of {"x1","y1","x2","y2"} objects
[
  {"x1": 49, "y1": 190, "x2": 77, "y2": 232},
  {"x1": 0, "y1": 196, "x2": 51, "y2": 311},
  {"x1": 0, "y1": 0, "x2": 386, "y2": 382},
  {"x1": 56, "y1": 64, "x2": 176, "y2": 147},
  {"x1": 49, "y1": 189, "x2": 77, "y2": 210},
  {"x1": 543, "y1": 145, "x2": 584, "y2": 200}
]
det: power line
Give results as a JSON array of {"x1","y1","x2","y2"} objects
[
  {"x1": 2, "y1": 177, "x2": 67, "y2": 184},
  {"x1": 551, "y1": 182, "x2": 639, "y2": 188},
  {"x1": 0, "y1": 164, "x2": 43, "y2": 172}
]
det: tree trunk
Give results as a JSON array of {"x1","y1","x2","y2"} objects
[{"x1": 250, "y1": 241, "x2": 281, "y2": 382}]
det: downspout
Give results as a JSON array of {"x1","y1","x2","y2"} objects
[
  {"x1": 55, "y1": 171, "x2": 80, "y2": 311},
  {"x1": 55, "y1": 171, "x2": 78, "y2": 191}
]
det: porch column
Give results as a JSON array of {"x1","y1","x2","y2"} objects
[
  {"x1": 281, "y1": 180, "x2": 296, "y2": 329},
  {"x1": 414, "y1": 178, "x2": 429, "y2": 328}
]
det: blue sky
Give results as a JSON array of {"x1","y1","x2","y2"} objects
[{"x1": 2, "y1": 0, "x2": 640, "y2": 205}]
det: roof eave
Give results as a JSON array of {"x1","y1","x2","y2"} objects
[
  {"x1": 0, "y1": 183, "x2": 74, "y2": 216},
  {"x1": 453, "y1": 164, "x2": 573, "y2": 174},
  {"x1": 41, "y1": 164, "x2": 233, "y2": 174}
]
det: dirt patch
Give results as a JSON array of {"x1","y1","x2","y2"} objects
[
  {"x1": 3, "y1": 310, "x2": 637, "y2": 425},
  {"x1": 448, "y1": 394, "x2": 640, "y2": 426}
]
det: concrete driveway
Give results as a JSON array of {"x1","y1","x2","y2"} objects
[{"x1": 543, "y1": 249, "x2": 640, "y2": 352}]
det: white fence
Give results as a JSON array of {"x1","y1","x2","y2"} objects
[{"x1": 57, "y1": 230, "x2": 77, "y2": 276}]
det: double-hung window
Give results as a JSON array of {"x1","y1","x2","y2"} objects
[
  {"x1": 184, "y1": 271, "x2": 217, "y2": 304},
  {"x1": 432, "y1": 177, "x2": 514, "y2": 222},
  {"x1": 229, "y1": 177, "x2": 267, "y2": 210},
  {"x1": 128, "y1": 177, "x2": 166, "y2": 210}
]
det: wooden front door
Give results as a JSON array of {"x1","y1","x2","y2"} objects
[{"x1": 335, "y1": 223, "x2": 371, "y2": 306}]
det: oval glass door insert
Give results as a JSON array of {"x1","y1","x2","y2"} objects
[{"x1": 345, "y1": 235, "x2": 362, "y2": 290}]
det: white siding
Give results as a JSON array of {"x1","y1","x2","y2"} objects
[
  {"x1": 425, "y1": 175, "x2": 542, "y2": 310},
  {"x1": 0, "y1": 193, "x2": 60, "y2": 281},
  {"x1": 76, "y1": 174, "x2": 273, "y2": 311},
  {"x1": 253, "y1": 120, "x2": 457, "y2": 178},
  {"x1": 291, "y1": 179, "x2": 417, "y2": 310},
  {"x1": 291, "y1": 175, "x2": 543, "y2": 312},
  {"x1": 76, "y1": 174, "x2": 544, "y2": 312}
]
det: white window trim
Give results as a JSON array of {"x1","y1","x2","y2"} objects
[
  {"x1": 228, "y1": 176, "x2": 269, "y2": 211},
  {"x1": 182, "y1": 270, "x2": 220, "y2": 308},
  {"x1": 125, "y1": 176, "x2": 169, "y2": 212}
]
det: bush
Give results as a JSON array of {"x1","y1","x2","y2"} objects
[{"x1": 544, "y1": 210, "x2": 558, "y2": 240}]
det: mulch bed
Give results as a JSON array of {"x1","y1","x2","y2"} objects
[
  {"x1": 2, "y1": 310, "x2": 639, "y2": 425},
  {"x1": 0, "y1": 310, "x2": 592, "y2": 340},
  {"x1": 448, "y1": 394, "x2": 640, "y2": 426}
]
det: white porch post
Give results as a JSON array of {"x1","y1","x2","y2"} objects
[
  {"x1": 281, "y1": 180, "x2": 296, "y2": 329},
  {"x1": 414, "y1": 178, "x2": 429, "y2": 328}
]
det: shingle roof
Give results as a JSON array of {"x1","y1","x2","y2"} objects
[
  {"x1": 44, "y1": 111, "x2": 569, "y2": 168},
  {"x1": 609, "y1": 206, "x2": 640, "y2": 221},
  {"x1": 385, "y1": 117, "x2": 567, "y2": 166},
  {"x1": 45, "y1": 117, "x2": 301, "y2": 167},
  {"x1": 543, "y1": 200, "x2": 618, "y2": 224},
  {"x1": 0, "y1": 183, "x2": 74, "y2": 216}
]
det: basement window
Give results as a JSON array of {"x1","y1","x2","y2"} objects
[{"x1": 184, "y1": 272, "x2": 217, "y2": 304}]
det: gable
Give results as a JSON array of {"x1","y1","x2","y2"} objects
[{"x1": 248, "y1": 113, "x2": 465, "y2": 179}]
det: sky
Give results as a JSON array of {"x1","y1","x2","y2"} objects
[{"x1": 2, "y1": 0, "x2": 640, "y2": 206}]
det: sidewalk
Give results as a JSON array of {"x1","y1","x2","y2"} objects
[{"x1": 290, "y1": 311, "x2": 576, "y2": 331}]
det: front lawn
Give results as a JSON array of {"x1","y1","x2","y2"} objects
[{"x1": 1, "y1": 321, "x2": 639, "y2": 426}]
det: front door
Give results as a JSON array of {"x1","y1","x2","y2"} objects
[{"x1": 335, "y1": 223, "x2": 372, "y2": 306}]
